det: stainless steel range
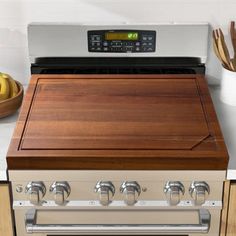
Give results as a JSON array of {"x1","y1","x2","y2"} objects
[{"x1": 7, "y1": 23, "x2": 228, "y2": 236}]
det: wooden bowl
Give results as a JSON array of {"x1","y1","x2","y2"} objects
[{"x1": 0, "y1": 81, "x2": 24, "y2": 118}]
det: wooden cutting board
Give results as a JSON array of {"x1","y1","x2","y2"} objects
[{"x1": 7, "y1": 74, "x2": 228, "y2": 170}]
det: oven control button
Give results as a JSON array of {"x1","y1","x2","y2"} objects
[
  {"x1": 94, "y1": 181, "x2": 115, "y2": 206},
  {"x1": 164, "y1": 181, "x2": 185, "y2": 205},
  {"x1": 25, "y1": 181, "x2": 46, "y2": 205},
  {"x1": 189, "y1": 181, "x2": 210, "y2": 205},
  {"x1": 120, "y1": 181, "x2": 141, "y2": 206},
  {"x1": 50, "y1": 181, "x2": 71, "y2": 205}
]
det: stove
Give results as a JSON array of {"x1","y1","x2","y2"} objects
[{"x1": 7, "y1": 23, "x2": 228, "y2": 236}]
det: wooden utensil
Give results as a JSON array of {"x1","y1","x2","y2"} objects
[
  {"x1": 230, "y1": 21, "x2": 236, "y2": 62},
  {"x1": 212, "y1": 31, "x2": 228, "y2": 68},
  {"x1": 217, "y1": 28, "x2": 234, "y2": 71},
  {"x1": 218, "y1": 29, "x2": 233, "y2": 69},
  {"x1": 216, "y1": 36, "x2": 230, "y2": 69},
  {"x1": 213, "y1": 29, "x2": 231, "y2": 70}
]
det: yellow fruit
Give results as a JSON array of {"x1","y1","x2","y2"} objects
[
  {"x1": 0, "y1": 74, "x2": 10, "y2": 101},
  {"x1": 0, "y1": 73, "x2": 18, "y2": 98}
]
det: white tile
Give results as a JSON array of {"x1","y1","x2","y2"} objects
[
  {"x1": 86, "y1": 2, "x2": 220, "y2": 23},
  {"x1": 0, "y1": 28, "x2": 27, "y2": 47},
  {"x1": 0, "y1": 18, "x2": 25, "y2": 28},
  {"x1": 218, "y1": 3, "x2": 236, "y2": 25},
  {"x1": 0, "y1": 1, "x2": 23, "y2": 18},
  {"x1": 19, "y1": 1, "x2": 128, "y2": 23},
  {"x1": 0, "y1": 47, "x2": 30, "y2": 84}
]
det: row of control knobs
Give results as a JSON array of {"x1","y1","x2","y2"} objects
[
  {"x1": 25, "y1": 181, "x2": 71, "y2": 206},
  {"x1": 24, "y1": 181, "x2": 141, "y2": 206},
  {"x1": 23, "y1": 181, "x2": 210, "y2": 206},
  {"x1": 95, "y1": 181, "x2": 141, "y2": 206},
  {"x1": 164, "y1": 181, "x2": 210, "y2": 206}
]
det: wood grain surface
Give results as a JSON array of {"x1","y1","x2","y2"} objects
[
  {"x1": 0, "y1": 81, "x2": 23, "y2": 118},
  {"x1": 220, "y1": 181, "x2": 230, "y2": 236},
  {"x1": 226, "y1": 182, "x2": 236, "y2": 236},
  {"x1": 7, "y1": 74, "x2": 228, "y2": 170},
  {"x1": 0, "y1": 184, "x2": 14, "y2": 236}
]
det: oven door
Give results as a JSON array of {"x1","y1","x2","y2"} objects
[{"x1": 15, "y1": 208, "x2": 220, "y2": 236}]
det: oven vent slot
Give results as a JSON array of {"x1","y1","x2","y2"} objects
[
  {"x1": 31, "y1": 57, "x2": 205, "y2": 74},
  {"x1": 37, "y1": 67, "x2": 197, "y2": 74}
]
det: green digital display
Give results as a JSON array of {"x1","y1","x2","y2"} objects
[{"x1": 105, "y1": 32, "x2": 138, "y2": 41}]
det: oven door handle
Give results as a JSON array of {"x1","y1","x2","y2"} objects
[{"x1": 25, "y1": 209, "x2": 210, "y2": 234}]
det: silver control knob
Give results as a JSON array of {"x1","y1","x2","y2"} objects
[
  {"x1": 164, "y1": 181, "x2": 185, "y2": 205},
  {"x1": 25, "y1": 182, "x2": 46, "y2": 205},
  {"x1": 94, "y1": 181, "x2": 115, "y2": 206},
  {"x1": 120, "y1": 181, "x2": 141, "y2": 206},
  {"x1": 50, "y1": 182, "x2": 71, "y2": 205},
  {"x1": 189, "y1": 181, "x2": 210, "y2": 205}
]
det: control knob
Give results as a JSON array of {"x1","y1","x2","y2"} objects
[
  {"x1": 164, "y1": 181, "x2": 185, "y2": 205},
  {"x1": 25, "y1": 181, "x2": 46, "y2": 205},
  {"x1": 189, "y1": 181, "x2": 210, "y2": 205},
  {"x1": 50, "y1": 181, "x2": 71, "y2": 205},
  {"x1": 120, "y1": 181, "x2": 141, "y2": 206},
  {"x1": 94, "y1": 181, "x2": 115, "y2": 206}
]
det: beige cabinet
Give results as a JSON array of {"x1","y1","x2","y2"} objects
[
  {"x1": 221, "y1": 181, "x2": 236, "y2": 236},
  {"x1": 226, "y1": 183, "x2": 236, "y2": 235},
  {"x1": 0, "y1": 184, "x2": 14, "y2": 236}
]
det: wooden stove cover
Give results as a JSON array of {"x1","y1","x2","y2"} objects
[{"x1": 7, "y1": 74, "x2": 228, "y2": 170}]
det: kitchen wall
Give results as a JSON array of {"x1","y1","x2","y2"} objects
[{"x1": 0, "y1": 0, "x2": 236, "y2": 85}]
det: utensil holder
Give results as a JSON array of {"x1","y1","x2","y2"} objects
[{"x1": 220, "y1": 67, "x2": 236, "y2": 106}]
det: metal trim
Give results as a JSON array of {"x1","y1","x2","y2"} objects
[{"x1": 25, "y1": 208, "x2": 211, "y2": 234}]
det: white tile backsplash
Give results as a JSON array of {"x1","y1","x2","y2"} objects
[
  {"x1": 0, "y1": 28, "x2": 27, "y2": 47},
  {"x1": 0, "y1": 0, "x2": 236, "y2": 84},
  {"x1": 0, "y1": 47, "x2": 30, "y2": 83}
]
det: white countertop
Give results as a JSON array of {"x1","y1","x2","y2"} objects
[
  {"x1": 0, "y1": 112, "x2": 19, "y2": 181},
  {"x1": 1, "y1": 84, "x2": 236, "y2": 181},
  {"x1": 209, "y1": 85, "x2": 236, "y2": 180}
]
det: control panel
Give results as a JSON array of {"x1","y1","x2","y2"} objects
[{"x1": 88, "y1": 30, "x2": 156, "y2": 53}]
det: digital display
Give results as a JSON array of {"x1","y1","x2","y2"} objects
[{"x1": 105, "y1": 32, "x2": 138, "y2": 41}]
